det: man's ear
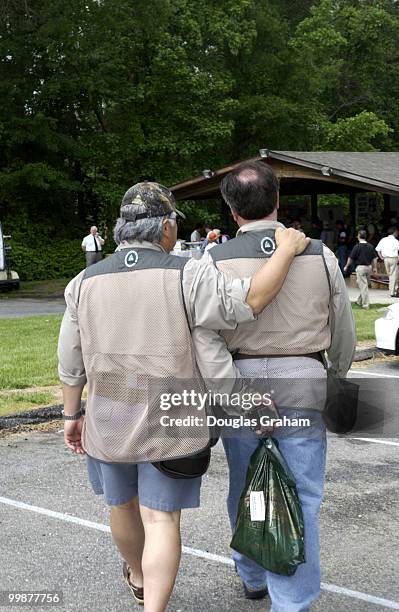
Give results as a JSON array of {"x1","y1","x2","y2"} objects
[
  {"x1": 230, "y1": 207, "x2": 239, "y2": 223},
  {"x1": 162, "y1": 218, "x2": 170, "y2": 234},
  {"x1": 276, "y1": 193, "x2": 280, "y2": 211}
]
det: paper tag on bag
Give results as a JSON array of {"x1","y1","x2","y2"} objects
[{"x1": 250, "y1": 491, "x2": 266, "y2": 521}]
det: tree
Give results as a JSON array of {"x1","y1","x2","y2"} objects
[
  {"x1": 289, "y1": 0, "x2": 399, "y2": 150},
  {"x1": 2, "y1": 0, "x2": 399, "y2": 281},
  {"x1": 0, "y1": 0, "x2": 256, "y2": 230}
]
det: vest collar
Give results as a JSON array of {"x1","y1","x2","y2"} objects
[
  {"x1": 236, "y1": 219, "x2": 285, "y2": 236},
  {"x1": 116, "y1": 240, "x2": 166, "y2": 253}
]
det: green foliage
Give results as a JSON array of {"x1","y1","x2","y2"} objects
[
  {"x1": 319, "y1": 112, "x2": 393, "y2": 151},
  {"x1": 290, "y1": 0, "x2": 399, "y2": 150},
  {"x1": 1, "y1": 0, "x2": 399, "y2": 279},
  {"x1": 352, "y1": 303, "x2": 388, "y2": 343},
  {"x1": 0, "y1": 390, "x2": 58, "y2": 416},
  {"x1": 10, "y1": 239, "x2": 85, "y2": 281}
]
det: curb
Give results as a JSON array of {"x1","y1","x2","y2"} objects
[
  {"x1": 0, "y1": 348, "x2": 389, "y2": 430},
  {"x1": 0, "y1": 402, "x2": 85, "y2": 430},
  {"x1": 353, "y1": 347, "x2": 377, "y2": 362}
]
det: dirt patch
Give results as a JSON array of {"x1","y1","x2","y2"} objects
[
  {"x1": 353, "y1": 353, "x2": 399, "y2": 368},
  {"x1": 0, "y1": 419, "x2": 63, "y2": 440}
]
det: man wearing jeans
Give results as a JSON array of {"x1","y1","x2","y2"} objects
[{"x1": 194, "y1": 162, "x2": 356, "y2": 610}]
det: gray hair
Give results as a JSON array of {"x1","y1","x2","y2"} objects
[{"x1": 113, "y1": 215, "x2": 176, "y2": 245}]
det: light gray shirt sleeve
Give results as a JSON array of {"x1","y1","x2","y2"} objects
[
  {"x1": 323, "y1": 246, "x2": 356, "y2": 377},
  {"x1": 183, "y1": 253, "x2": 254, "y2": 392},
  {"x1": 182, "y1": 252, "x2": 255, "y2": 330},
  {"x1": 58, "y1": 270, "x2": 87, "y2": 387}
]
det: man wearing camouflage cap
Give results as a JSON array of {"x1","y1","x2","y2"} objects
[{"x1": 58, "y1": 181, "x2": 309, "y2": 612}]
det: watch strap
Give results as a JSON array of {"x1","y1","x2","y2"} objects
[{"x1": 62, "y1": 409, "x2": 83, "y2": 421}]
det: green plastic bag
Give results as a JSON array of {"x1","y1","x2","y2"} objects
[{"x1": 230, "y1": 437, "x2": 305, "y2": 576}]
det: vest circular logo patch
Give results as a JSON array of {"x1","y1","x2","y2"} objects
[
  {"x1": 124, "y1": 250, "x2": 138, "y2": 267},
  {"x1": 260, "y1": 236, "x2": 276, "y2": 255}
]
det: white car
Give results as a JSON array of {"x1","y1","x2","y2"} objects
[{"x1": 375, "y1": 303, "x2": 399, "y2": 354}]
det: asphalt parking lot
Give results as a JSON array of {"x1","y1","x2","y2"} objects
[{"x1": 1, "y1": 358, "x2": 399, "y2": 612}]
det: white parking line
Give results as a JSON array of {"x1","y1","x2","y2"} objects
[
  {"x1": 350, "y1": 369, "x2": 399, "y2": 378},
  {"x1": 0, "y1": 496, "x2": 398, "y2": 609},
  {"x1": 350, "y1": 438, "x2": 399, "y2": 447}
]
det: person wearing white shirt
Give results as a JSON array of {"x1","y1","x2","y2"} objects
[
  {"x1": 190, "y1": 223, "x2": 202, "y2": 242},
  {"x1": 81, "y1": 226, "x2": 105, "y2": 267},
  {"x1": 376, "y1": 227, "x2": 399, "y2": 297}
]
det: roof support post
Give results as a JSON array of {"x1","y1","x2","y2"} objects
[
  {"x1": 383, "y1": 194, "x2": 391, "y2": 227},
  {"x1": 311, "y1": 193, "x2": 318, "y2": 222},
  {"x1": 349, "y1": 192, "x2": 356, "y2": 227}
]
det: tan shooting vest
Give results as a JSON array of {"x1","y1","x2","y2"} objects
[
  {"x1": 210, "y1": 230, "x2": 331, "y2": 356},
  {"x1": 77, "y1": 248, "x2": 209, "y2": 463}
]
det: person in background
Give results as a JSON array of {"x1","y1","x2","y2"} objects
[
  {"x1": 344, "y1": 215, "x2": 356, "y2": 250},
  {"x1": 200, "y1": 224, "x2": 213, "y2": 252},
  {"x1": 376, "y1": 226, "x2": 399, "y2": 297},
  {"x1": 190, "y1": 223, "x2": 202, "y2": 242},
  {"x1": 204, "y1": 230, "x2": 219, "y2": 252},
  {"x1": 366, "y1": 222, "x2": 379, "y2": 247},
  {"x1": 344, "y1": 230, "x2": 378, "y2": 309},
  {"x1": 389, "y1": 217, "x2": 399, "y2": 234},
  {"x1": 309, "y1": 218, "x2": 322, "y2": 240},
  {"x1": 335, "y1": 220, "x2": 348, "y2": 274},
  {"x1": 81, "y1": 226, "x2": 105, "y2": 267},
  {"x1": 320, "y1": 222, "x2": 335, "y2": 251},
  {"x1": 290, "y1": 218, "x2": 302, "y2": 231},
  {"x1": 218, "y1": 227, "x2": 231, "y2": 243}
]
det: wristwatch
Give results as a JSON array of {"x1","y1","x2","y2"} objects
[{"x1": 61, "y1": 409, "x2": 83, "y2": 421}]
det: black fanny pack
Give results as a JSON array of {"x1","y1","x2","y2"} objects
[
  {"x1": 152, "y1": 446, "x2": 211, "y2": 479},
  {"x1": 323, "y1": 369, "x2": 359, "y2": 434}
]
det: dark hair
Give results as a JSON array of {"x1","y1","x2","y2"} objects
[
  {"x1": 220, "y1": 161, "x2": 279, "y2": 220},
  {"x1": 194, "y1": 222, "x2": 202, "y2": 230},
  {"x1": 388, "y1": 226, "x2": 397, "y2": 235},
  {"x1": 358, "y1": 230, "x2": 367, "y2": 240}
]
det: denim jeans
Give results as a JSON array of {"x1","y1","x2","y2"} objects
[{"x1": 222, "y1": 357, "x2": 327, "y2": 612}]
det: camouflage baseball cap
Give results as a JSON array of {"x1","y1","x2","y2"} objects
[{"x1": 120, "y1": 182, "x2": 185, "y2": 222}]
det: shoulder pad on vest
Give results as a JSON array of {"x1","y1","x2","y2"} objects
[
  {"x1": 83, "y1": 248, "x2": 187, "y2": 280},
  {"x1": 210, "y1": 230, "x2": 323, "y2": 261}
]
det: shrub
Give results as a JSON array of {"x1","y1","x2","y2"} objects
[{"x1": 10, "y1": 240, "x2": 86, "y2": 280}]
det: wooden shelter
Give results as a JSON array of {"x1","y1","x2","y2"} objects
[{"x1": 169, "y1": 150, "x2": 399, "y2": 223}]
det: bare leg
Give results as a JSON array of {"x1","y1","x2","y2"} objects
[
  {"x1": 139, "y1": 505, "x2": 181, "y2": 612},
  {"x1": 110, "y1": 496, "x2": 144, "y2": 588}
]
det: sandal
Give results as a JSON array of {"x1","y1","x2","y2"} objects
[{"x1": 123, "y1": 561, "x2": 144, "y2": 605}]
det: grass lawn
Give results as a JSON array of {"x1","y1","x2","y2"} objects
[
  {"x1": 351, "y1": 303, "x2": 387, "y2": 343},
  {"x1": 0, "y1": 390, "x2": 59, "y2": 417},
  {"x1": 0, "y1": 305, "x2": 387, "y2": 416},
  {"x1": 0, "y1": 314, "x2": 62, "y2": 390}
]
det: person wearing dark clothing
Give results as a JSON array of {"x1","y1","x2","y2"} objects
[
  {"x1": 310, "y1": 219, "x2": 323, "y2": 240},
  {"x1": 335, "y1": 220, "x2": 348, "y2": 274},
  {"x1": 344, "y1": 230, "x2": 378, "y2": 308}
]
